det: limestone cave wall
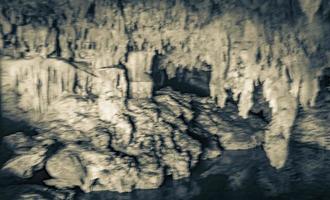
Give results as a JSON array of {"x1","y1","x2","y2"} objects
[{"x1": 1, "y1": 0, "x2": 330, "y2": 193}]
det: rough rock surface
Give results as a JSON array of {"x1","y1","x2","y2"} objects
[
  {"x1": 1, "y1": 89, "x2": 205, "y2": 193},
  {"x1": 0, "y1": 0, "x2": 330, "y2": 196},
  {"x1": 0, "y1": 84, "x2": 274, "y2": 193}
]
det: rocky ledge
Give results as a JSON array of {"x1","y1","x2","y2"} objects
[{"x1": 1, "y1": 86, "x2": 270, "y2": 193}]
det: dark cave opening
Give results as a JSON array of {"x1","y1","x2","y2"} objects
[
  {"x1": 151, "y1": 54, "x2": 211, "y2": 97},
  {"x1": 316, "y1": 68, "x2": 330, "y2": 104},
  {"x1": 221, "y1": 84, "x2": 272, "y2": 126},
  {"x1": 248, "y1": 83, "x2": 272, "y2": 124}
]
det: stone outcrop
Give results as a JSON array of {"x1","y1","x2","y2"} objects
[
  {"x1": 1, "y1": 89, "x2": 204, "y2": 193},
  {"x1": 1, "y1": 0, "x2": 330, "y2": 195}
]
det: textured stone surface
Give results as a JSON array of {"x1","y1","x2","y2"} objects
[
  {"x1": 0, "y1": 0, "x2": 330, "y2": 195},
  {"x1": 1, "y1": 90, "x2": 204, "y2": 192}
]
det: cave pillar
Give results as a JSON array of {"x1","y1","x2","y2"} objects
[
  {"x1": 125, "y1": 51, "x2": 154, "y2": 99},
  {"x1": 97, "y1": 67, "x2": 128, "y2": 121}
]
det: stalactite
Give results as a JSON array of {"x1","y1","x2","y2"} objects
[{"x1": 1, "y1": 0, "x2": 329, "y2": 183}]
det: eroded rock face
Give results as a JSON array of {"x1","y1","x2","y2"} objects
[
  {"x1": 1, "y1": 57, "x2": 93, "y2": 120},
  {"x1": 1, "y1": 89, "x2": 204, "y2": 193},
  {"x1": 1, "y1": 0, "x2": 330, "y2": 195}
]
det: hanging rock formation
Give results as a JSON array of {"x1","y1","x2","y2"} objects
[{"x1": 1, "y1": 0, "x2": 330, "y2": 194}]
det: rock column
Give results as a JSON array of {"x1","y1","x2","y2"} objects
[{"x1": 125, "y1": 51, "x2": 154, "y2": 99}]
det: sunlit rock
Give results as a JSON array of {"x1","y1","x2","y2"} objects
[{"x1": 97, "y1": 66, "x2": 128, "y2": 121}]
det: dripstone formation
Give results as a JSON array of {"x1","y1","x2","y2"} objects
[{"x1": 1, "y1": 0, "x2": 330, "y2": 196}]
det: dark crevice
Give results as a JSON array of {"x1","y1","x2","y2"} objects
[
  {"x1": 53, "y1": 19, "x2": 61, "y2": 57},
  {"x1": 224, "y1": 33, "x2": 231, "y2": 79},
  {"x1": 86, "y1": 2, "x2": 96, "y2": 22},
  {"x1": 186, "y1": 100, "x2": 221, "y2": 162},
  {"x1": 21, "y1": 167, "x2": 51, "y2": 185},
  {"x1": 126, "y1": 114, "x2": 137, "y2": 144},
  {"x1": 248, "y1": 83, "x2": 272, "y2": 124},
  {"x1": 315, "y1": 68, "x2": 330, "y2": 105},
  {"x1": 151, "y1": 58, "x2": 211, "y2": 97},
  {"x1": 224, "y1": 89, "x2": 240, "y2": 110},
  {"x1": 118, "y1": 62, "x2": 131, "y2": 100},
  {"x1": 0, "y1": 117, "x2": 39, "y2": 140}
]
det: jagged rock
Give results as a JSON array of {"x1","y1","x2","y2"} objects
[
  {"x1": 98, "y1": 98, "x2": 126, "y2": 122},
  {"x1": 80, "y1": 150, "x2": 140, "y2": 193},
  {"x1": 291, "y1": 100, "x2": 330, "y2": 150},
  {"x1": 0, "y1": 132, "x2": 49, "y2": 179},
  {"x1": 2, "y1": 132, "x2": 34, "y2": 154},
  {"x1": 1, "y1": 151, "x2": 46, "y2": 179},
  {"x1": 110, "y1": 115, "x2": 134, "y2": 147},
  {"x1": 0, "y1": 185, "x2": 74, "y2": 200},
  {"x1": 125, "y1": 96, "x2": 201, "y2": 179},
  {"x1": 192, "y1": 99, "x2": 263, "y2": 151},
  {"x1": 1, "y1": 0, "x2": 330, "y2": 195},
  {"x1": 1, "y1": 91, "x2": 204, "y2": 193},
  {"x1": 43, "y1": 144, "x2": 163, "y2": 193}
]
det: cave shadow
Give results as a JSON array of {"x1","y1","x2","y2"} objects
[
  {"x1": 74, "y1": 141, "x2": 330, "y2": 200},
  {"x1": 0, "y1": 117, "x2": 39, "y2": 140},
  {"x1": 0, "y1": 117, "x2": 64, "y2": 196},
  {"x1": 0, "y1": 117, "x2": 41, "y2": 168},
  {"x1": 151, "y1": 54, "x2": 211, "y2": 97}
]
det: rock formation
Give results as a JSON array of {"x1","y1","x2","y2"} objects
[{"x1": 0, "y1": 0, "x2": 330, "y2": 196}]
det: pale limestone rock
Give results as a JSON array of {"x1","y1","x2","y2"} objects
[
  {"x1": 126, "y1": 51, "x2": 154, "y2": 98},
  {"x1": 1, "y1": 152, "x2": 45, "y2": 178},
  {"x1": 97, "y1": 67, "x2": 128, "y2": 98},
  {"x1": 1, "y1": 58, "x2": 93, "y2": 120},
  {"x1": 1, "y1": 0, "x2": 329, "y2": 194},
  {"x1": 298, "y1": 0, "x2": 322, "y2": 22},
  {"x1": 0, "y1": 185, "x2": 74, "y2": 200},
  {"x1": 0, "y1": 13, "x2": 12, "y2": 35},
  {"x1": 1, "y1": 91, "x2": 201, "y2": 193},
  {"x1": 98, "y1": 98, "x2": 125, "y2": 122},
  {"x1": 97, "y1": 67, "x2": 128, "y2": 121},
  {"x1": 129, "y1": 81, "x2": 153, "y2": 99},
  {"x1": 111, "y1": 115, "x2": 134, "y2": 147},
  {"x1": 2, "y1": 132, "x2": 34, "y2": 154},
  {"x1": 203, "y1": 145, "x2": 222, "y2": 160},
  {"x1": 45, "y1": 150, "x2": 86, "y2": 188},
  {"x1": 135, "y1": 155, "x2": 164, "y2": 190}
]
